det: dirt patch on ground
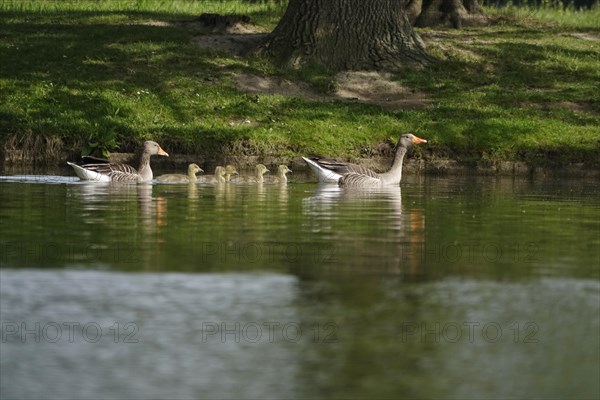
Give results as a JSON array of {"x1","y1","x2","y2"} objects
[
  {"x1": 232, "y1": 73, "x2": 330, "y2": 102},
  {"x1": 138, "y1": 20, "x2": 172, "y2": 27},
  {"x1": 180, "y1": 13, "x2": 267, "y2": 34},
  {"x1": 191, "y1": 34, "x2": 267, "y2": 57},
  {"x1": 520, "y1": 101, "x2": 598, "y2": 115},
  {"x1": 191, "y1": 34, "x2": 263, "y2": 56},
  {"x1": 184, "y1": 13, "x2": 268, "y2": 56},
  {"x1": 233, "y1": 71, "x2": 430, "y2": 110},
  {"x1": 553, "y1": 101, "x2": 597, "y2": 114},
  {"x1": 569, "y1": 32, "x2": 600, "y2": 41},
  {"x1": 333, "y1": 71, "x2": 430, "y2": 109}
]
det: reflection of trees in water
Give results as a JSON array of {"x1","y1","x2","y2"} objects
[
  {"x1": 293, "y1": 263, "x2": 443, "y2": 399},
  {"x1": 420, "y1": 176, "x2": 600, "y2": 279}
]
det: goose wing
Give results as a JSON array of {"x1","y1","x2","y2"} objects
[
  {"x1": 80, "y1": 155, "x2": 110, "y2": 164},
  {"x1": 197, "y1": 174, "x2": 223, "y2": 184},
  {"x1": 156, "y1": 174, "x2": 188, "y2": 183},
  {"x1": 262, "y1": 175, "x2": 284, "y2": 184},
  {"x1": 310, "y1": 157, "x2": 353, "y2": 174},
  {"x1": 82, "y1": 163, "x2": 141, "y2": 182},
  {"x1": 342, "y1": 164, "x2": 380, "y2": 179},
  {"x1": 339, "y1": 172, "x2": 382, "y2": 187},
  {"x1": 311, "y1": 157, "x2": 379, "y2": 178}
]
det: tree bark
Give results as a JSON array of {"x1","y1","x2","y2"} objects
[{"x1": 261, "y1": 0, "x2": 435, "y2": 71}]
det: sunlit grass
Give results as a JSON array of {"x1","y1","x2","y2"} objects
[
  {"x1": 0, "y1": 0, "x2": 287, "y2": 28},
  {"x1": 485, "y1": 4, "x2": 600, "y2": 29},
  {"x1": 0, "y1": 0, "x2": 284, "y2": 15}
]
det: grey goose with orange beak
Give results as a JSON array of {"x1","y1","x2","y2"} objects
[
  {"x1": 302, "y1": 133, "x2": 427, "y2": 187},
  {"x1": 68, "y1": 140, "x2": 169, "y2": 183}
]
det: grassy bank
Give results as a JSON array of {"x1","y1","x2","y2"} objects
[{"x1": 1, "y1": 0, "x2": 599, "y2": 170}]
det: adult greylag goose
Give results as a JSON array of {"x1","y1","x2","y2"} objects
[
  {"x1": 67, "y1": 140, "x2": 169, "y2": 182},
  {"x1": 231, "y1": 164, "x2": 270, "y2": 184},
  {"x1": 157, "y1": 163, "x2": 203, "y2": 183},
  {"x1": 303, "y1": 133, "x2": 427, "y2": 187},
  {"x1": 263, "y1": 165, "x2": 292, "y2": 184},
  {"x1": 223, "y1": 165, "x2": 239, "y2": 182},
  {"x1": 197, "y1": 166, "x2": 228, "y2": 184}
]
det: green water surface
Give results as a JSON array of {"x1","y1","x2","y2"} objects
[{"x1": 1, "y1": 175, "x2": 598, "y2": 399}]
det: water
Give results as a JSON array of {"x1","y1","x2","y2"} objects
[{"x1": 1, "y1": 174, "x2": 599, "y2": 399}]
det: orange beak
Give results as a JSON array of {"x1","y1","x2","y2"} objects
[
  {"x1": 158, "y1": 147, "x2": 169, "y2": 157},
  {"x1": 412, "y1": 136, "x2": 427, "y2": 144}
]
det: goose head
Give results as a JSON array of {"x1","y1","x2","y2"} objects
[
  {"x1": 256, "y1": 164, "x2": 270, "y2": 177},
  {"x1": 277, "y1": 165, "x2": 292, "y2": 177},
  {"x1": 143, "y1": 141, "x2": 169, "y2": 157},
  {"x1": 189, "y1": 163, "x2": 203, "y2": 175},
  {"x1": 224, "y1": 165, "x2": 238, "y2": 181},
  {"x1": 214, "y1": 166, "x2": 225, "y2": 178},
  {"x1": 398, "y1": 133, "x2": 427, "y2": 149}
]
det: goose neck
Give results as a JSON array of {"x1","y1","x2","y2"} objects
[
  {"x1": 138, "y1": 150, "x2": 152, "y2": 181},
  {"x1": 380, "y1": 146, "x2": 407, "y2": 185}
]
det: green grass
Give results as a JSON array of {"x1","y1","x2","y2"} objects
[
  {"x1": 486, "y1": 5, "x2": 600, "y2": 29},
  {"x1": 0, "y1": 0, "x2": 599, "y2": 168}
]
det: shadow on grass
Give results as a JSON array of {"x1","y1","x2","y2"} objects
[{"x1": 0, "y1": 13, "x2": 236, "y2": 154}]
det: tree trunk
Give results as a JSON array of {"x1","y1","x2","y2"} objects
[
  {"x1": 410, "y1": 0, "x2": 488, "y2": 28},
  {"x1": 261, "y1": 0, "x2": 434, "y2": 71}
]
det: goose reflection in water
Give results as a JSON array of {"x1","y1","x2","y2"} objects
[
  {"x1": 65, "y1": 182, "x2": 168, "y2": 270},
  {"x1": 70, "y1": 181, "x2": 166, "y2": 237},
  {"x1": 277, "y1": 182, "x2": 289, "y2": 205},
  {"x1": 186, "y1": 181, "x2": 199, "y2": 213},
  {"x1": 0, "y1": 175, "x2": 78, "y2": 184},
  {"x1": 303, "y1": 184, "x2": 403, "y2": 223},
  {"x1": 302, "y1": 184, "x2": 426, "y2": 279},
  {"x1": 213, "y1": 180, "x2": 237, "y2": 208}
]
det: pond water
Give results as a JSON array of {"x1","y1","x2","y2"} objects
[{"x1": 1, "y1": 174, "x2": 599, "y2": 399}]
